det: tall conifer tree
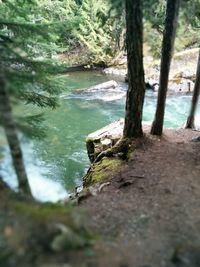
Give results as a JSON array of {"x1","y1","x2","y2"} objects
[
  {"x1": 151, "y1": 0, "x2": 180, "y2": 135},
  {"x1": 185, "y1": 50, "x2": 200, "y2": 129},
  {"x1": 123, "y1": 0, "x2": 145, "y2": 138}
]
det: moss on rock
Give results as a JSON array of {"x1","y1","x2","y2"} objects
[
  {"x1": 14, "y1": 202, "x2": 73, "y2": 223},
  {"x1": 83, "y1": 157, "x2": 122, "y2": 186}
]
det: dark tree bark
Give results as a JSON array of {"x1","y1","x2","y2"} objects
[
  {"x1": 185, "y1": 50, "x2": 200, "y2": 129},
  {"x1": 0, "y1": 75, "x2": 32, "y2": 196},
  {"x1": 151, "y1": 0, "x2": 180, "y2": 136},
  {"x1": 123, "y1": 0, "x2": 145, "y2": 138}
]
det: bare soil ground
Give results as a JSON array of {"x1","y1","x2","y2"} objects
[{"x1": 74, "y1": 128, "x2": 200, "y2": 267}]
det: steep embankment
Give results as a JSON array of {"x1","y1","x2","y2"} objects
[
  {"x1": 104, "y1": 48, "x2": 199, "y2": 94},
  {"x1": 76, "y1": 128, "x2": 200, "y2": 267},
  {"x1": 1, "y1": 128, "x2": 200, "y2": 267}
]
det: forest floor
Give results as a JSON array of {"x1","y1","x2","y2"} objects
[
  {"x1": 0, "y1": 128, "x2": 200, "y2": 267},
  {"x1": 74, "y1": 128, "x2": 200, "y2": 267}
]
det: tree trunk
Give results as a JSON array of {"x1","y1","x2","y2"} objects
[
  {"x1": 151, "y1": 0, "x2": 180, "y2": 136},
  {"x1": 185, "y1": 50, "x2": 200, "y2": 129},
  {"x1": 123, "y1": 0, "x2": 145, "y2": 138},
  {"x1": 0, "y1": 75, "x2": 32, "y2": 196}
]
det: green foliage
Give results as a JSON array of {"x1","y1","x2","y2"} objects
[
  {"x1": 176, "y1": 0, "x2": 200, "y2": 51},
  {"x1": 143, "y1": 0, "x2": 200, "y2": 58},
  {"x1": 0, "y1": 0, "x2": 65, "y2": 139},
  {"x1": 109, "y1": 0, "x2": 200, "y2": 58},
  {"x1": 74, "y1": 0, "x2": 122, "y2": 64},
  {"x1": 34, "y1": 0, "x2": 125, "y2": 65},
  {"x1": 36, "y1": 0, "x2": 82, "y2": 52}
]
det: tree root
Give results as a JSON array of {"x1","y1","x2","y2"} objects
[{"x1": 93, "y1": 137, "x2": 132, "y2": 163}]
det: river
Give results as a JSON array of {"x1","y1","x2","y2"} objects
[{"x1": 0, "y1": 71, "x2": 200, "y2": 202}]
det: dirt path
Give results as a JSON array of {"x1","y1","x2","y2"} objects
[{"x1": 75, "y1": 128, "x2": 200, "y2": 267}]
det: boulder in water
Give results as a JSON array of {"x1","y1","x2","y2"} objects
[
  {"x1": 103, "y1": 67, "x2": 127, "y2": 76},
  {"x1": 145, "y1": 78, "x2": 159, "y2": 91},
  {"x1": 86, "y1": 80, "x2": 118, "y2": 92}
]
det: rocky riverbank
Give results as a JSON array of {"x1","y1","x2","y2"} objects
[{"x1": 103, "y1": 48, "x2": 199, "y2": 94}]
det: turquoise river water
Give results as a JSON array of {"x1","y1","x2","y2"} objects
[{"x1": 0, "y1": 71, "x2": 200, "y2": 202}]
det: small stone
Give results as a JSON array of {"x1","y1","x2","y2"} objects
[
  {"x1": 50, "y1": 224, "x2": 88, "y2": 252},
  {"x1": 4, "y1": 226, "x2": 13, "y2": 237},
  {"x1": 101, "y1": 138, "x2": 112, "y2": 146}
]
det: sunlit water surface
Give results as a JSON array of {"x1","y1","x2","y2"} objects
[{"x1": 0, "y1": 71, "x2": 200, "y2": 202}]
